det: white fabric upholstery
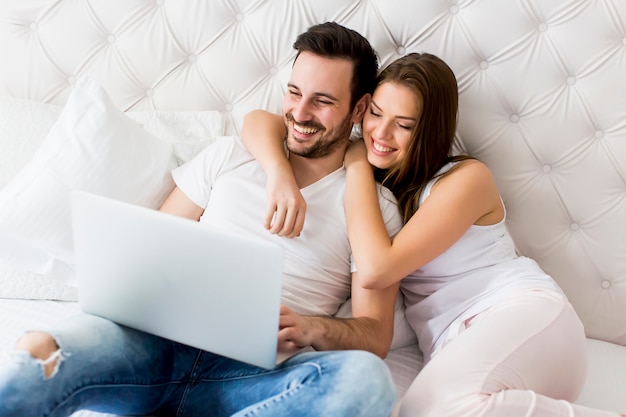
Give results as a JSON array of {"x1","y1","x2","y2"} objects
[{"x1": 0, "y1": 0, "x2": 624, "y2": 413}]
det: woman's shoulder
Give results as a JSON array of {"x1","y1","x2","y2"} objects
[
  {"x1": 437, "y1": 158, "x2": 504, "y2": 224},
  {"x1": 444, "y1": 158, "x2": 494, "y2": 183},
  {"x1": 449, "y1": 157, "x2": 488, "y2": 171},
  {"x1": 433, "y1": 158, "x2": 500, "y2": 199}
]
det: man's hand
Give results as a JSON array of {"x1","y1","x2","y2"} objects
[
  {"x1": 264, "y1": 168, "x2": 306, "y2": 238},
  {"x1": 277, "y1": 305, "x2": 314, "y2": 353}
]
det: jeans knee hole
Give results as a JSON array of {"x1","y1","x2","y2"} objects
[{"x1": 38, "y1": 349, "x2": 64, "y2": 379}]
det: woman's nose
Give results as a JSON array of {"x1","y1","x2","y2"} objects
[{"x1": 374, "y1": 121, "x2": 392, "y2": 141}]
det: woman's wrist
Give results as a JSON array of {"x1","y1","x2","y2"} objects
[
  {"x1": 345, "y1": 157, "x2": 372, "y2": 175},
  {"x1": 266, "y1": 158, "x2": 292, "y2": 178}
]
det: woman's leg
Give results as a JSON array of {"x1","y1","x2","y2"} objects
[
  {"x1": 399, "y1": 289, "x2": 621, "y2": 417},
  {"x1": 0, "y1": 313, "x2": 200, "y2": 417}
]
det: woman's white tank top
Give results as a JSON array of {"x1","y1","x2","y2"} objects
[{"x1": 401, "y1": 162, "x2": 561, "y2": 362}]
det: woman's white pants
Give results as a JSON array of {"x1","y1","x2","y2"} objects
[{"x1": 398, "y1": 288, "x2": 620, "y2": 417}]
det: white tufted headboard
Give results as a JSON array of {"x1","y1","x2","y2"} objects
[{"x1": 1, "y1": 0, "x2": 625, "y2": 395}]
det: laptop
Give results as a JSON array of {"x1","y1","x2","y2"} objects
[{"x1": 71, "y1": 190, "x2": 283, "y2": 369}]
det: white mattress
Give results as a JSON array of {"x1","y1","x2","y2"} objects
[{"x1": 0, "y1": 297, "x2": 421, "y2": 415}]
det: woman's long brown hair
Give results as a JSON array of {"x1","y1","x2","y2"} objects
[{"x1": 373, "y1": 53, "x2": 472, "y2": 223}]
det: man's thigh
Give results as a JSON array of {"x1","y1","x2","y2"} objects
[{"x1": 184, "y1": 350, "x2": 395, "y2": 417}]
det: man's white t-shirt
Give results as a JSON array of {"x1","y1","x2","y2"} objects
[{"x1": 172, "y1": 136, "x2": 403, "y2": 317}]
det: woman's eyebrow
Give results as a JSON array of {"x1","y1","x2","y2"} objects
[{"x1": 371, "y1": 99, "x2": 417, "y2": 122}]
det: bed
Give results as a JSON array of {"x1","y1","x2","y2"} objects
[{"x1": 1, "y1": 1, "x2": 625, "y2": 415}]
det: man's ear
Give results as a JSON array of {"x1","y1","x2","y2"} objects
[{"x1": 352, "y1": 94, "x2": 371, "y2": 124}]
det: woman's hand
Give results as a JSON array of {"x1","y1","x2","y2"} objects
[
  {"x1": 264, "y1": 166, "x2": 306, "y2": 238},
  {"x1": 240, "y1": 109, "x2": 306, "y2": 238}
]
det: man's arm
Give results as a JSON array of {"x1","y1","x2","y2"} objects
[
  {"x1": 277, "y1": 275, "x2": 399, "y2": 359},
  {"x1": 159, "y1": 186, "x2": 204, "y2": 221}
]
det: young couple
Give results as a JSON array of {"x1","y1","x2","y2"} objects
[
  {"x1": 241, "y1": 25, "x2": 624, "y2": 417},
  {"x1": 0, "y1": 21, "x2": 622, "y2": 417}
]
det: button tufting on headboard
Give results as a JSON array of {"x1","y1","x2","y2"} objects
[{"x1": 1, "y1": 0, "x2": 625, "y2": 349}]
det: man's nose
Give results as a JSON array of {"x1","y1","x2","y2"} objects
[{"x1": 291, "y1": 100, "x2": 312, "y2": 122}]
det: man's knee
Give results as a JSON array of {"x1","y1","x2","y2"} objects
[
  {"x1": 15, "y1": 332, "x2": 61, "y2": 378},
  {"x1": 337, "y1": 351, "x2": 397, "y2": 400}
]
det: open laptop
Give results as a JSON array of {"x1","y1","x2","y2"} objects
[{"x1": 71, "y1": 190, "x2": 283, "y2": 369}]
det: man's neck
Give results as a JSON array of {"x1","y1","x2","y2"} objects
[{"x1": 289, "y1": 147, "x2": 347, "y2": 189}]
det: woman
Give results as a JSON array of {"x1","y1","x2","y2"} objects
[{"x1": 241, "y1": 53, "x2": 624, "y2": 416}]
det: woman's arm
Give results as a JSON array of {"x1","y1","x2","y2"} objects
[
  {"x1": 241, "y1": 110, "x2": 306, "y2": 238},
  {"x1": 344, "y1": 141, "x2": 503, "y2": 289}
]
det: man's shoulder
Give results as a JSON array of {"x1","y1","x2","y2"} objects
[
  {"x1": 181, "y1": 136, "x2": 257, "y2": 180},
  {"x1": 375, "y1": 182, "x2": 398, "y2": 205},
  {"x1": 208, "y1": 135, "x2": 241, "y2": 150},
  {"x1": 201, "y1": 136, "x2": 254, "y2": 161},
  {"x1": 374, "y1": 183, "x2": 403, "y2": 236}
]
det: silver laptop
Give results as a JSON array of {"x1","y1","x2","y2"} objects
[{"x1": 71, "y1": 190, "x2": 283, "y2": 369}]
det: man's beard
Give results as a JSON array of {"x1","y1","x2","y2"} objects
[{"x1": 284, "y1": 113, "x2": 354, "y2": 159}]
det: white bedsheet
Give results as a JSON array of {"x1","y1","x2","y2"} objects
[{"x1": 0, "y1": 259, "x2": 77, "y2": 301}]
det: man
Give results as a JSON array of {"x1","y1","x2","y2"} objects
[{"x1": 0, "y1": 22, "x2": 403, "y2": 416}]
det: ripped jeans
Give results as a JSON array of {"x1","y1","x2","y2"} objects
[{"x1": 0, "y1": 314, "x2": 396, "y2": 417}]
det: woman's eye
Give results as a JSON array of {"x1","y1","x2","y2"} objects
[
  {"x1": 399, "y1": 124, "x2": 414, "y2": 130},
  {"x1": 369, "y1": 109, "x2": 382, "y2": 117}
]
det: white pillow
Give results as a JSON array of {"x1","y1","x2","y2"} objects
[
  {"x1": 0, "y1": 76, "x2": 224, "y2": 300},
  {"x1": 0, "y1": 97, "x2": 224, "y2": 190},
  {"x1": 127, "y1": 111, "x2": 223, "y2": 166},
  {"x1": 0, "y1": 98, "x2": 63, "y2": 190}
]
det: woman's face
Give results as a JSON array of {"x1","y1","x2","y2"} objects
[{"x1": 361, "y1": 81, "x2": 421, "y2": 170}]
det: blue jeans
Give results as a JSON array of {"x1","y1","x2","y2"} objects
[{"x1": 0, "y1": 314, "x2": 396, "y2": 416}]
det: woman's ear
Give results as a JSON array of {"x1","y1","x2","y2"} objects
[{"x1": 352, "y1": 94, "x2": 371, "y2": 124}]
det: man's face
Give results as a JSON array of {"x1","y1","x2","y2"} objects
[{"x1": 282, "y1": 51, "x2": 356, "y2": 159}]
